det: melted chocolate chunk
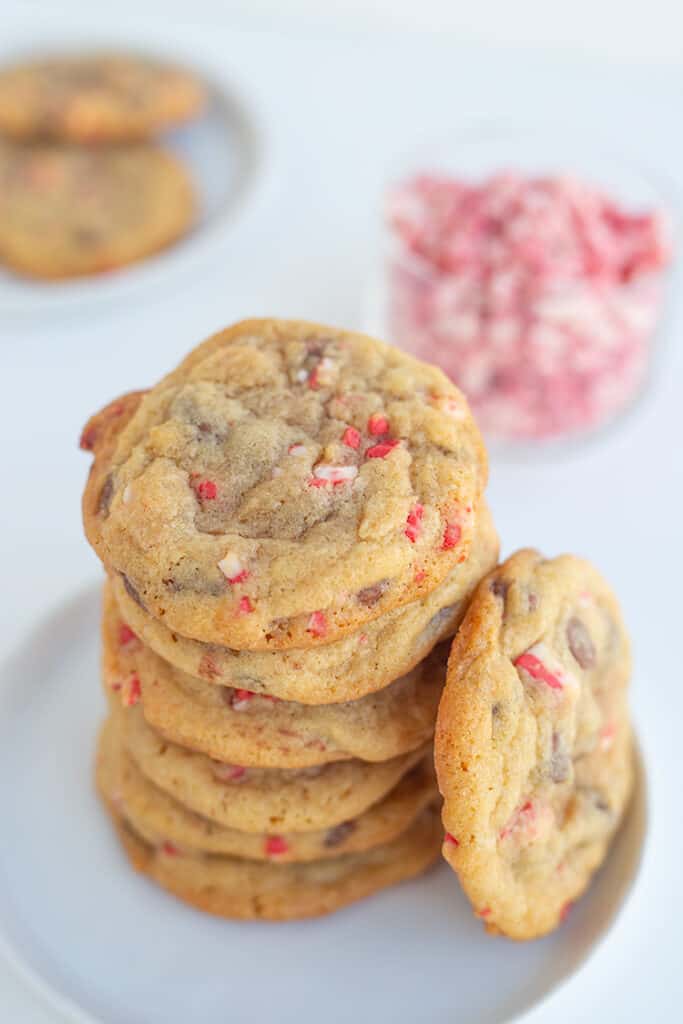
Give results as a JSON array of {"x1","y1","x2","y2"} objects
[
  {"x1": 527, "y1": 591, "x2": 538, "y2": 611},
  {"x1": 357, "y1": 581, "x2": 389, "y2": 607},
  {"x1": 97, "y1": 474, "x2": 114, "y2": 516},
  {"x1": 121, "y1": 574, "x2": 145, "y2": 610},
  {"x1": 323, "y1": 821, "x2": 356, "y2": 848},
  {"x1": 489, "y1": 577, "x2": 509, "y2": 602},
  {"x1": 567, "y1": 616, "x2": 596, "y2": 669}
]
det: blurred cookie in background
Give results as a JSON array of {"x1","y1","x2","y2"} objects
[
  {"x1": 0, "y1": 52, "x2": 205, "y2": 142},
  {"x1": 0, "y1": 141, "x2": 195, "y2": 279}
]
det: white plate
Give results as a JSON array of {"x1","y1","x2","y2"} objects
[
  {"x1": 0, "y1": 586, "x2": 647, "y2": 1024},
  {"x1": 0, "y1": 55, "x2": 264, "y2": 319}
]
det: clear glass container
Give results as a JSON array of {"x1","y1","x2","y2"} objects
[{"x1": 371, "y1": 125, "x2": 676, "y2": 453}]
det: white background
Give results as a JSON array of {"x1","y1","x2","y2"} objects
[{"x1": 1, "y1": 1, "x2": 682, "y2": 1021}]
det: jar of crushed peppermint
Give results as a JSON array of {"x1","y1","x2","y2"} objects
[{"x1": 380, "y1": 133, "x2": 673, "y2": 446}]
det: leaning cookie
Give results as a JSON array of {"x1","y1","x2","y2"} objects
[
  {"x1": 0, "y1": 53, "x2": 205, "y2": 142},
  {"x1": 103, "y1": 580, "x2": 448, "y2": 768},
  {"x1": 435, "y1": 550, "x2": 633, "y2": 940},
  {"x1": 97, "y1": 717, "x2": 438, "y2": 863},
  {"x1": 81, "y1": 319, "x2": 487, "y2": 651},
  {"x1": 0, "y1": 141, "x2": 194, "y2": 279}
]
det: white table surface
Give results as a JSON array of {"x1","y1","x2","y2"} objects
[{"x1": 1, "y1": 6, "x2": 682, "y2": 1021}]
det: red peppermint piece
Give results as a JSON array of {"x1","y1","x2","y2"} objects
[
  {"x1": 500, "y1": 799, "x2": 536, "y2": 840},
  {"x1": 161, "y1": 841, "x2": 180, "y2": 857},
  {"x1": 118, "y1": 623, "x2": 137, "y2": 647},
  {"x1": 342, "y1": 426, "x2": 361, "y2": 449},
  {"x1": 560, "y1": 900, "x2": 573, "y2": 923},
  {"x1": 514, "y1": 650, "x2": 563, "y2": 690},
  {"x1": 214, "y1": 763, "x2": 247, "y2": 782},
  {"x1": 405, "y1": 503, "x2": 424, "y2": 543},
  {"x1": 79, "y1": 425, "x2": 98, "y2": 451},
  {"x1": 366, "y1": 439, "x2": 400, "y2": 459},
  {"x1": 123, "y1": 674, "x2": 141, "y2": 707},
  {"x1": 196, "y1": 479, "x2": 218, "y2": 500},
  {"x1": 238, "y1": 596, "x2": 254, "y2": 615},
  {"x1": 307, "y1": 611, "x2": 328, "y2": 638},
  {"x1": 367, "y1": 413, "x2": 390, "y2": 435},
  {"x1": 441, "y1": 521, "x2": 462, "y2": 550},
  {"x1": 414, "y1": 569, "x2": 427, "y2": 584},
  {"x1": 444, "y1": 832, "x2": 460, "y2": 847},
  {"x1": 478, "y1": 907, "x2": 492, "y2": 918},
  {"x1": 230, "y1": 688, "x2": 255, "y2": 709},
  {"x1": 265, "y1": 835, "x2": 289, "y2": 857}
]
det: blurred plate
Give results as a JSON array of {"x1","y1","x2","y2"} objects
[
  {"x1": 0, "y1": 63, "x2": 264, "y2": 318},
  {"x1": 0, "y1": 586, "x2": 647, "y2": 1024}
]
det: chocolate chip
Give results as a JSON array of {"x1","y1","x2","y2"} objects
[
  {"x1": 550, "y1": 732, "x2": 571, "y2": 783},
  {"x1": 97, "y1": 474, "x2": 114, "y2": 516},
  {"x1": 426, "y1": 604, "x2": 458, "y2": 637},
  {"x1": 121, "y1": 574, "x2": 145, "y2": 609},
  {"x1": 357, "y1": 581, "x2": 389, "y2": 607},
  {"x1": 567, "y1": 616, "x2": 596, "y2": 669},
  {"x1": 324, "y1": 821, "x2": 355, "y2": 848},
  {"x1": 527, "y1": 592, "x2": 538, "y2": 611},
  {"x1": 490, "y1": 577, "x2": 509, "y2": 601}
]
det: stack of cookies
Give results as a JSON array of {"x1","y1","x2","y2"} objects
[
  {"x1": 81, "y1": 318, "x2": 496, "y2": 920},
  {"x1": 0, "y1": 52, "x2": 202, "y2": 279}
]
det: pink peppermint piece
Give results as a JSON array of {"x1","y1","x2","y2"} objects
[
  {"x1": 307, "y1": 610, "x2": 328, "y2": 638},
  {"x1": 110, "y1": 680, "x2": 122, "y2": 692},
  {"x1": 560, "y1": 900, "x2": 573, "y2": 923},
  {"x1": 230, "y1": 688, "x2": 255, "y2": 710},
  {"x1": 367, "y1": 413, "x2": 390, "y2": 435},
  {"x1": 478, "y1": 907, "x2": 492, "y2": 919},
  {"x1": 405, "y1": 503, "x2": 424, "y2": 543},
  {"x1": 514, "y1": 644, "x2": 568, "y2": 690},
  {"x1": 441, "y1": 520, "x2": 462, "y2": 550},
  {"x1": 118, "y1": 623, "x2": 137, "y2": 647},
  {"x1": 218, "y1": 552, "x2": 250, "y2": 585},
  {"x1": 161, "y1": 841, "x2": 180, "y2": 857},
  {"x1": 430, "y1": 394, "x2": 466, "y2": 420},
  {"x1": 444, "y1": 832, "x2": 460, "y2": 847},
  {"x1": 122, "y1": 674, "x2": 141, "y2": 707},
  {"x1": 366, "y1": 439, "x2": 400, "y2": 459},
  {"x1": 342, "y1": 426, "x2": 361, "y2": 449},
  {"x1": 265, "y1": 835, "x2": 289, "y2": 857},
  {"x1": 310, "y1": 463, "x2": 358, "y2": 486},
  {"x1": 599, "y1": 722, "x2": 616, "y2": 751},
  {"x1": 499, "y1": 799, "x2": 536, "y2": 840},
  {"x1": 196, "y1": 479, "x2": 218, "y2": 500},
  {"x1": 414, "y1": 568, "x2": 427, "y2": 584},
  {"x1": 214, "y1": 763, "x2": 247, "y2": 782},
  {"x1": 237, "y1": 596, "x2": 254, "y2": 615}
]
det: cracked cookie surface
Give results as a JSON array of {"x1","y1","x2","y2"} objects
[
  {"x1": 435, "y1": 549, "x2": 633, "y2": 940},
  {"x1": 81, "y1": 319, "x2": 487, "y2": 650}
]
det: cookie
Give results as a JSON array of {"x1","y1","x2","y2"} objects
[
  {"x1": 435, "y1": 549, "x2": 634, "y2": 940},
  {"x1": 115, "y1": 700, "x2": 430, "y2": 834},
  {"x1": 103, "y1": 580, "x2": 447, "y2": 767},
  {"x1": 81, "y1": 319, "x2": 487, "y2": 650},
  {"x1": 110, "y1": 500, "x2": 498, "y2": 705},
  {"x1": 101, "y1": 793, "x2": 442, "y2": 921},
  {"x1": 97, "y1": 717, "x2": 438, "y2": 863},
  {"x1": 0, "y1": 141, "x2": 194, "y2": 279},
  {"x1": 0, "y1": 53, "x2": 204, "y2": 142}
]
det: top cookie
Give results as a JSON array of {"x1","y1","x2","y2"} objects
[
  {"x1": 0, "y1": 53, "x2": 205, "y2": 142},
  {"x1": 81, "y1": 319, "x2": 487, "y2": 650},
  {"x1": 435, "y1": 550, "x2": 633, "y2": 940}
]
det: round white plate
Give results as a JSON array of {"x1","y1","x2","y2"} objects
[
  {"x1": 0, "y1": 58, "x2": 264, "y2": 319},
  {"x1": 0, "y1": 586, "x2": 646, "y2": 1024}
]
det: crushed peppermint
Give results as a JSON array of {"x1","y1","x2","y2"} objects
[
  {"x1": 265, "y1": 835, "x2": 289, "y2": 856},
  {"x1": 386, "y1": 172, "x2": 671, "y2": 440},
  {"x1": 405, "y1": 503, "x2": 424, "y2": 543},
  {"x1": 367, "y1": 413, "x2": 390, "y2": 435},
  {"x1": 342, "y1": 426, "x2": 361, "y2": 449},
  {"x1": 238, "y1": 596, "x2": 254, "y2": 615},
  {"x1": 366, "y1": 439, "x2": 400, "y2": 459},
  {"x1": 310, "y1": 463, "x2": 358, "y2": 486},
  {"x1": 307, "y1": 610, "x2": 328, "y2": 638},
  {"x1": 218, "y1": 553, "x2": 250, "y2": 585}
]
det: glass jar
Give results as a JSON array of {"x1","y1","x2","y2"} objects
[{"x1": 373, "y1": 126, "x2": 675, "y2": 451}]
